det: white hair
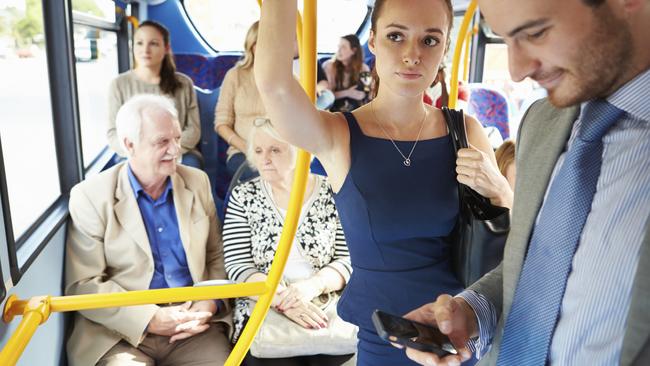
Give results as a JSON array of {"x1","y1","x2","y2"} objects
[
  {"x1": 246, "y1": 120, "x2": 298, "y2": 169},
  {"x1": 115, "y1": 94, "x2": 179, "y2": 155}
]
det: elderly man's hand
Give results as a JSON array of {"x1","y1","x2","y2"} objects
[
  {"x1": 402, "y1": 295, "x2": 476, "y2": 365},
  {"x1": 147, "y1": 301, "x2": 214, "y2": 341},
  {"x1": 168, "y1": 300, "x2": 217, "y2": 343}
]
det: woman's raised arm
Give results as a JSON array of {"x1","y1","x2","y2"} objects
[{"x1": 255, "y1": 0, "x2": 339, "y2": 156}]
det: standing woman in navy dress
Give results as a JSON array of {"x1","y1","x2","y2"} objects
[{"x1": 255, "y1": 0, "x2": 513, "y2": 364}]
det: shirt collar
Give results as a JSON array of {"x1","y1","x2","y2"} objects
[
  {"x1": 606, "y1": 68, "x2": 650, "y2": 122},
  {"x1": 127, "y1": 164, "x2": 173, "y2": 201}
]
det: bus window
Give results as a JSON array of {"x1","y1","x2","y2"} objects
[
  {"x1": 74, "y1": 24, "x2": 119, "y2": 167},
  {"x1": 0, "y1": 0, "x2": 60, "y2": 238},
  {"x1": 184, "y1": 0, "x2": 369, "y2": 53},
  {"x1": 71, "y1": 0, "x2": 116, "y2": 22},
  {"x1": 482, "y1": 43, "x2": 540, "y2": 113}
]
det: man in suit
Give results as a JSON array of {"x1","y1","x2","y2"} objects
[
  {"x1": 401, "y1": 0, "x2": 650, "y2": 365},
  {"x1": 65, "y1": 94, "x2": 231, "y2": 366}
]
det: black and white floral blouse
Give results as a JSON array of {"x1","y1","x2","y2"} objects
[{"x1": 223, "y1": 175, "x2": 351, "y2": 341}]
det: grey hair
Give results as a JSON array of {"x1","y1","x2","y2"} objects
[
  {"x1": 246, "y1": 120, "x2": 298, "y2": 169},
  {"x1": 115, "y1": 94, "x2": 178, "y2": 155}
]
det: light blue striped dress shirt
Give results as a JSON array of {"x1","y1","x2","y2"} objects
[{"x1": 460, "y1": 68, "x2": 650, "y2": 365}]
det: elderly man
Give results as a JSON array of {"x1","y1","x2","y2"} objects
[
  {"x1": 65, "y1": 94, "x2": 231, "y2": 366},
  {"x1": 402, "y1": 0, "x2": 650, "y2": 365}
]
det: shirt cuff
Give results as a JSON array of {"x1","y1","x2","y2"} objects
[{"x1": 456, "y1": 290, "x2": 497, "y2": 359}]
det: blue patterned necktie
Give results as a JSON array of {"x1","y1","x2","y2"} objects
[{"x1": 497, "y1": 100, "x2": 624, "y2": 365}]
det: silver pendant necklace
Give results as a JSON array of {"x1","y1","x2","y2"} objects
[{"x1": 371, "y1": 102, "x2": 427, "y2": 167}]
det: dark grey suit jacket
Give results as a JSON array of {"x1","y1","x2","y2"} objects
[{"x1": 470, "y1": 99, "x2": 650, "y2": 365}]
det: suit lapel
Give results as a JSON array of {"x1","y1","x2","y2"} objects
[
  {"x1": 621, "y1": 224, "x2": 650, "y2": 365},
  {"x1": 503, "y1": 100, "x2": 580, "y2": 313},
  {"x1": 114, "y1": 165, "x2": 153, "y2": 260},
  {"x1": 171, "y1": 172, "x2": 196, "y2": 278}
]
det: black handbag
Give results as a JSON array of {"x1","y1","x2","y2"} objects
[{"x1": 442, "y1": 107, "x2": 510, "y2": 287}]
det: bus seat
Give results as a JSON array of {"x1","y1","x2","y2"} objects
[
  {"x1": 466, "y1": 84, "x2": 511, "y2": 140},
  {"x1": 195, "y1": 87, "x2": 229, "y2": 215},
  {"x1": 175, "y1": 53, "x2": 240, "y2": 90}
]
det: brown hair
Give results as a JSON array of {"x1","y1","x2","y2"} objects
[
  {"x1": 495, "y1": 140, "x2": 516, "y2": 177},
  {"x1": 137, "y1": 20, "x2": 182, "y2": 96},
  {"x1": 237, "y1": 21, "x2": 259, "y2": 70},
  {"x1": 332, "y1": 34, "x2": 364, "y2": 91},
  {"x1": 369, "y1": 0, "x2": 454, "y2": 96}
]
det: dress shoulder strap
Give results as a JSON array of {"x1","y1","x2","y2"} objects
[{"x1": 342, "y1": 112, "x2": 363, "y2": 139}]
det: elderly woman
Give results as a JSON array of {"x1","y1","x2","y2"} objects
[{"x1": 223, "y1": 121, "x2": 354, "y2": 366}]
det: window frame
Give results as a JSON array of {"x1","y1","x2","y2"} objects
[
  {"x1": 72, "y1": 11, "x2": 122, "y2": 170},
  {"x1": 1, "y1": 0, "x2": 128, "y2": 284},
  {"x1": 180, "y1": 0, "x2": 371, "y2": 54}
]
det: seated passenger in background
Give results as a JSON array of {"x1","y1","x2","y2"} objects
[
  {"x1": 424, "y1": 66, "x2": 469, "y2": 109},
  {"x1": 66, "y1": 94, "x2": 231, "y2": 366},
  {"x1": 107, "y1": 20, "x2": 202, "y2": 168},
  {"x1": 215, "y1": 21, "x2": 266, "y2": 179},
  {"x1": 223, "y1": 121, "x2": 355, "y2": 366},
  {"x1": 495, "y1": 139, "x2": 516, "y2": 190},
  {"x1": 319, "y1": 34, "x2": 370, "y2": 112}
]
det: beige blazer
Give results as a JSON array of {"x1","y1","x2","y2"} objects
[
  {"x1": 470, "y1": 99, "x2": 649, "y2": 365},
  {"x1": 65, "y1": 163, "x2": 230, "y2": 366}
]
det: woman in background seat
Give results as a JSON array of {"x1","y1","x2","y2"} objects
[
  {"x1": 107, "y1": 20, "x2": 202, "y2": 167},
  {"x1": 214, "y1": 21, "x2": 267, "y2": 179},
  {"x1": 320, "y1": 35, "x2": 371, "y2": 112}
]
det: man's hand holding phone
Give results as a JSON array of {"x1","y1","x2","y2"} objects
[{"x1": 403, "y1": 295, "x2": 478, "y2": 366}]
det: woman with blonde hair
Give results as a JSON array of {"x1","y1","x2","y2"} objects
[
  {"x1": 214, "y1": 21, "x2": 268, "y2": 177},
  {"x1": 495, "y1": 139, "x2": 516, "y2": 189}
]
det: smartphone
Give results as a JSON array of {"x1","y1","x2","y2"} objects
[{"x1": 372, "y1": 309, "x2": 458, "y2": 357}]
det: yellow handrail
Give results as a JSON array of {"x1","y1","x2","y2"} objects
[
  {"x1": 226, "y1": 0, "x2": 316, "y2": 361},
  {"x1": 449, "y1": 0, "x2": 478, "y2": 109},
  {"x1": 0, "y1": 0, "x2": 318, "y2": 365}
]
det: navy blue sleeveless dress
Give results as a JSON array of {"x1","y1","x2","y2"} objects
[{"x1": 335, "y1": 112, "x2": 465, "y2": 365}]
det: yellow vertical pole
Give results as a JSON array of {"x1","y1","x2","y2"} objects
[
  {"x1": 449, "y1": 0, "x2": 478, "y2": 109},
  {"x1": 0, "y1": 313, "x2": 42, "y2": 365},
  {"x1": 225, "y1": 1, "x2": 317, "y2": 364}
]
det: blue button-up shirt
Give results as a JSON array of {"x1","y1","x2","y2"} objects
[{"x1": 127, "y1": 165, "x2": 193, "y2": 289}]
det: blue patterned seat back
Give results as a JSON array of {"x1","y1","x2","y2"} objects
[
  {"x1": 467, "y1": 84, "x2": 511, "y2": 140},
  {"x1": 174, "y1": 53, "x2": 240, "y2": 90},
  {"x1": 175, "y1": 53, "x2": 242, "y2": 216}
]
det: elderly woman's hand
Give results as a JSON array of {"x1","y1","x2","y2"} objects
[
  {"x1": 456, "y1": 146, "x2": 514, "y2": 209},
  {"x1": 276, "y1": 277, "x2": 325, "y2": 311},
  {"x1": 281, "y1": 299, "x2": 329, "y2": 329}
]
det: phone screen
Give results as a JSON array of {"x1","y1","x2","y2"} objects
[{"x1": 372, "y1": 310, "x2": 457, "y2": 356}]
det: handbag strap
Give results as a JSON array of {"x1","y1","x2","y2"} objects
[
  {"x1": 442, "y1": 107, "x2": 509, "y2": 219},
  {"x1": 442, "y1": 107, "x2": 470, "y2": 203},
  {"x1": 441, "y1": 107, "x2": 468, "y2": 152}
]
